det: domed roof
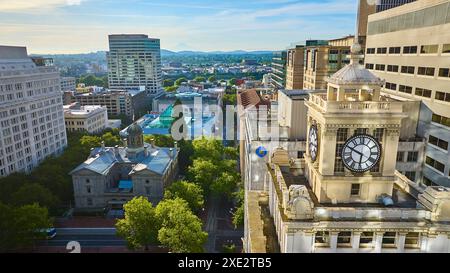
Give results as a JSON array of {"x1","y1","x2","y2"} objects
[
  {"x1": 327, "y1": 63, "x2": 384, "y2": 85},
  {"x1": 327, "y1": 42, "x2": 384, "y2": 86},
  {"x1": 127, "y1": 122, "x2": 143, "y2": 136}
]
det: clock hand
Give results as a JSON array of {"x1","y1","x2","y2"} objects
[{"x1": 349, "y1": 147, "x2": 363, "y2": 156}]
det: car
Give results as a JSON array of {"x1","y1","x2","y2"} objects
[{"x1": 36, "y1": 228, "x2": 57, "y2": 239}]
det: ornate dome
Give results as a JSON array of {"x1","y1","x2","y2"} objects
[
  {"x1": 127, "y1": 122, "x2": 143, "y2": 136},
  {"x1": 327, "y1": 42, "x2": 384, "y2": 86},
  {"x1": 127, "y1": 122, "x2": 144, "y2": 150}
]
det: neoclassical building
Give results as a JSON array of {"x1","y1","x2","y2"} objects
[
  {"x1": 245, "y1": 44, "x2": 450, "y2": 253},
  {"x1": 70, "y1": 123, "x2": 178, "y2": 211}
]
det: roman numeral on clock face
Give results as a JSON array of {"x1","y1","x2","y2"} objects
[{"x1": 341, "y1": 134, "x2": 381, "y2": 172}]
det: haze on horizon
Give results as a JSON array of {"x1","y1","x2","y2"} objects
[{"x1": 0, "y1": 0, "x2": 358, "y2": 54}]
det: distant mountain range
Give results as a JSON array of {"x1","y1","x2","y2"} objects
[
  {"x1": 160, "y1": 49, "x2": 274, "y2": 56},
  {"x1": 35, "y1": 50, "x2": 274, "y2": 58}
]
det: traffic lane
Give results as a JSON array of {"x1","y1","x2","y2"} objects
[{"x1": 55, "y1": 228, "x2": 117, "y2": 235}]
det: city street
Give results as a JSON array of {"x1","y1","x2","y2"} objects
[
  {"x1": 41, "y1": 228, "x2": 125, "y2": 248},
  {"x1": 204, "y1": 197, "x2": 244, "y2": 253}
]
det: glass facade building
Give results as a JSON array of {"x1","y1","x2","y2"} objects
[{"x1": 376, "y1": 0, "x2": 417, "y2": 12}]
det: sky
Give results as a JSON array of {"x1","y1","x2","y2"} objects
[{"x1": 0, "y1": 0, "x2": 359, "y2": 54}]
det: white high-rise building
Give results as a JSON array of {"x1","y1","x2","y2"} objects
[
  {"x1": 107, "y1": 34, "x2": 163, "y2": 97},
  {"x1": 0, "y1": 46, "x2": 67, "y2": 177}
]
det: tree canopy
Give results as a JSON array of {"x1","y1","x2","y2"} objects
[
  {"x1": 116, "y1": 197, "x2": 159, "y2": 250},
  {"x1": 155, "y1": 198, "x2": 207, "y2": 253},
  {"x1": 164, "y1": 181, "x2": 204, "y2": 212},
  {"x1": 0, "y1": 202, "x2": 52, "y2": 252}
]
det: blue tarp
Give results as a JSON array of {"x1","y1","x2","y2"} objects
[{"x1": 119, "y1": 180, "x2": 133, "y2": 189}]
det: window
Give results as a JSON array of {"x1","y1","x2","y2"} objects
[
  {"x1": 439, "y1": 68, "x2": 450, "y2": 78},
  {"x1": 382, "y1": 232, "x2": 397, "y2": 248},
  {"x1": 426, "y1": 156, "x2": 446, "y2": 173},
  {"x1": 337, "y1": 232, "x2": 352, "y2": 247},
  {"x1": 403, "y1": 46, "x2": 417, "y2": 54},
  {"x1": 435, "y1": 91, "x2": 450, "y2": 102},
  {"x1": 443, "y1": 44, "x2": 450, "y2": 54},
  {"x1": 375, "y1": 64, "x2": 385, "y2": 71},
  {"x1": 354, "y1": 128, "x2": 368, "y2": 135},
  {"x1": 399, "y1": 85, "x2": 413, "y2": 94},
  {"x1": 429, "y1": 135, "x2": 449, "y2": 150},
  {"x1": 366, "y1": 48, "x2": 376, "y2": 54},
  {"x1": 359, "y1": 232, "x2": 374, "y2": 247},
  {"x1": 365, "y1": 63, "x2": 374, "y2": 70},
  {"x1": 334, "y1": 159, "x2": 345, "y2": 173},
  {"x1": 432, "y1": 114, "x2": 450, "y2": 127},
  {"x1": 87, "y1": 198, "x2": 93, "y2": 206},
  {"x1": 415, "y1": 88, "x2": 432, "y2": 98},
  {"x1": 336, "y1": 128, "x2": 348, "y2": 142},
  {"x1": 314, "y1": 231, "x2": 330, "y2": 246},
  {"x1": 297, "y1": 151, "x2": 305, "y2": 159},
  {"x1": 86, "y1": 186, "x2": 91, "y2": 194},
  {"x1": 423, "y1": 176, "x2": 437, "y2": 187},
  {"x1": 351, "y1": 184, "x2": 361, "y2": 196},
  {"x1": 405, "y1": 171, "x2": 416, "y2": 181},
  {"x1": 385, "y1": 82, "x2": 397, "y2": 91},
  {"x1": 420, "y1": 45, "x2": 438, "y2": 54},
  {"x1": 86, "y1": 179, "x2": 90, "y2": 184},
  {"x1": 397, "y1": 152, "x2": 404, "y2": 162},
  {"x1": 389, "y1": 47, "x2": 401, "y2": 54},
  {"x1": 373, "y1": 128, "x2": 384, "y2": 142},
  {"x1": 407, "y1": 152, "x2": 418, "y2": 162},
  {"x1": 417, "y1": 67, "x2": 435, "y2": 76},
  {"x1": 405, "y1": 233, "x2": 420, "y2": 249},
  {"x1": 401, "y1": 66, "x2": 415, "y2": 74},
  {"x1": 387, "y1": 65, "x2": 399, "y2": 72},
  {"x1": 377, "y1": 47, "x2": 387, "y2": 54}
]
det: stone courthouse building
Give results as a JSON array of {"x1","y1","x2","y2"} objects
[{"x1": 70, "y1": 123, "x2": 178, "y2": 211}]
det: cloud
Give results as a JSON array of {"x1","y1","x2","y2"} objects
[{"x1": 0, "y1": 0, "x2": 83, "y2": 11}]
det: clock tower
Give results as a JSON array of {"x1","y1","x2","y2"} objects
[{"x1": 305, "y1": 43, "x2": 407, "y2": 204}]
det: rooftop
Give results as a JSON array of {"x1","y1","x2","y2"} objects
[{"x1": 70, "y1": 144, "x2": 177, "y2": 176}]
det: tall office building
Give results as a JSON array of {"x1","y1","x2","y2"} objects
[
  {"x1": 365, "y1": 0, "x2": 450, "y2": 187},
  {"x1": 303, "y1": 36, "x2": 354, "y2": 90},
  {"x1": 285, "y1": 46, "x2": 305, "y2": 90},
  {"x1": 107, "y1": 34, "x2": 163, "y2": 97},
  {"x1": 357, "y1": 0, "x2": 417, "y2": 48},
  {"x1": 376, "y1": 0, "x2": 417, "y2": 12},
  {"x1": 270, "y1": 51, "x2": 287, "y2": 89},
  {"x1": 0, "y1": 46, "x2": 67, "y2": 177}
]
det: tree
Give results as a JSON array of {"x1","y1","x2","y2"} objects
[
  {"x1": 175, "y1": 77, "x2": 187, "y2": 86},
  {"x1": 232, "y1": 204, "x2": 244, "y2": 229},
  {"x1": 163, "y1": 79, "x2": 174, "y2": 87},
  {"x1": 0, "y1": 203, "x2": 52, "y2": 252},
  {"x1": 223, "y1": 94, "x2": 237, "y2": 106},
  {"x1": 164, "y1": 181, "x2": 204, "y2": 212},
  {"x1": 80, "y1": 135, "x2": 102, "y2": 149},
  {"x1": 101, "y1": 132, "x2": 121, "y2": 147},
  {"x1": 211, "y1": 172, "x2": 239, "y2": 199},
  {"x1": 12, "y1": 183, "x2": 59, "y2": 210},
  {"x1": 116, "y1": 197, "x2": 159, "y2": 250},
  {"x1": 228, "y1": 78, "x2": 237, "y2": 86},
  {"x1": 187, "y1": 159, "x2": 218, "y2": 193},
  {"x1": 208, "y1": 75, "x2": 217, "y2": 83},
  {"x1": 165, "y1": 86, "x2": 178, "y2": 92},
  {"x1": 144, "y1": 135, "x2": 175, "y2": 148},
  {"x1": 155, "y1": 198, "x2": 207, "y2": 253},
  {"x1": 193, "y1": 76, "x2": 206, "y2": 83}
]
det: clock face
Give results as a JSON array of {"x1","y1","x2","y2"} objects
[
  {"x1": 309, "y1": 125, "x2": 319, "y2": 162},
  {"x1": 341, "y1": 134, "x2": 381, "y2": 173}
]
